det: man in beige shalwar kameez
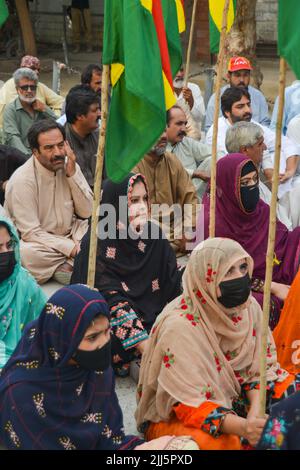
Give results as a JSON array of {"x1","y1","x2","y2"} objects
[
  {"x1": 133, "y1": 131, "x2": 199, "y2": 255},
  {"x1": 5, "y1": 119, "x2": 93, "y2": 284}
]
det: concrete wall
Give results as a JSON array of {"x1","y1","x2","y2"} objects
[
  {"x1": 30, "y1": 0, "x2": 104, "y2": 46},
  {"x1": 256, "y1": 0, "x2": 277, "y2": 43}
]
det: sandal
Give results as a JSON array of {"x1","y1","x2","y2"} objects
[{"x1": 114, "y1": 363, "x2": 130, "y2": 378}]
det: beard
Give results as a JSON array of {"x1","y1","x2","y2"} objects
[
  {"x1": 20, "y1": 96, "x2": 36, "y2": 104},
  {"x1": 230, "y1": 112, "x2": 252, "y2": 123},
  {"x1": 173, "y1": 78, "x2": 184, "y2": 89}
]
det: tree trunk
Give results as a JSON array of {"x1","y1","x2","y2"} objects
[
  {"x1": 224, "y1": 0, "x2": 262, "y2": 88},
  {"x1": 15, "y1": 0, "x2": 37, "y2": 57}
]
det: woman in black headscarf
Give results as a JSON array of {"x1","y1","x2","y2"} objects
[{"x1": 71, "y1": 173, "x2": 183, "y2": 376}]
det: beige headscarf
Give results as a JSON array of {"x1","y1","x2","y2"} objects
[{"x1": 135, "y1": 238, "x2": 288, "y2": 428}]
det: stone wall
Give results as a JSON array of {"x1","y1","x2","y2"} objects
[
  {"x1": 30, "y1": 0, "x2": 104, "y2": 46},
  {"x1": 256, "y1": 0, "x2": 277, "y2": 43}
]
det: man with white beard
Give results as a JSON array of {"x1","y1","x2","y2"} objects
[{"x1": 3, "y1": 68, "x2": 56, "y2": 157}]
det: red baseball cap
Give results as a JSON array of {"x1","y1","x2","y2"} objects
[{"x1": 228, "y1": 56, "x2": 252, "y2": 72}]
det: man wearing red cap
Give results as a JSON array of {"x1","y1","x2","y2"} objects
[
  {"x1": 0, "y1": 56, "x2": 64, "y2": 127},
  {"x1": 204, "y1": 56, "x2": 270, "y2": 132}
]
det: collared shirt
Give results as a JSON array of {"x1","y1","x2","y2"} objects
[
  {"x1": 3, "y1": 97, "x2": 56, "y2": 156},
  {"x1": 204, "y1": 84, "x2": 270, "y2": 133},
  {"x1": 270, "y1": 81, "x2": 300, "y2": 135},
  {"x1": 0, "y1": 78, "x2": 64, "y2": 126},
  {"x1": 65, "y1": 122, "x2": 99, "y2": 187}
]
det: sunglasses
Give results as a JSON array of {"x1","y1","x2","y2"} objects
[{"x1": 18, "y1": 85, "x2": 37, "y2": 91}]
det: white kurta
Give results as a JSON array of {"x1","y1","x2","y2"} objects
[{"x1": 5, "y1": 157, "x2": 93, "y2": 284}]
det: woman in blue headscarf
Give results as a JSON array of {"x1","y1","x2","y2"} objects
[
  {"x1": 0, "y1": 284, "x2": 190, "y2": 450},
  {"x1": 0, "y1": 216, "x2": 46, "y2": 368}
]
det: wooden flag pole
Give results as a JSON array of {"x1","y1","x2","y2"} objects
[
  {"x1": 259, "y1": 58, "x2": 286, "y2": 417},
  {"x1": 183, "y1": 0, "x2": 198, "y2": 86},
  {"x1": 209, "y1": 0, "x2": 230, "y2": 238},
  {"x1": 87, "y1": 64, "x2": 110, "y2": 288}
]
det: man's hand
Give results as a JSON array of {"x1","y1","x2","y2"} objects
[
  {"x1": 65, "y1": 140, "x2": 76, "y2": 177},
  {"x1": 70, "y1": 241, "x2": 81, "y2": 258},
  {"x1": 32, "y1": 99, "x2": 46, "y2": 113},
  {"x1": 192, "y1": 170, "x2": 210, "y2": 181},
  {"x1": 279, "y1": 169, "x2": 295, "y2": 183},
  {"x1": 182, "y1": 87, "x2": 194, "y2": 110}
]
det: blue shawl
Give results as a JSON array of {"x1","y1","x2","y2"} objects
[{"x1": 0, "y1": 284, "x2": 142, "y2": 450}]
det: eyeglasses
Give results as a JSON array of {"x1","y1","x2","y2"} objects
[{"x1": 18, "y1": 85, "x2": 37, "y2": 91}]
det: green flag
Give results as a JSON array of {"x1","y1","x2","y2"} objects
[
  {"x1": 278, "y1": 0, "x2": 300, "y2": 79},
  {"x1": 0, "y1": 0, "x2": 8, "y2": 27},
  {"x1": 102, "y1": 0, "x2": 167, "y2": 183},
  {"x1": 209, "y1": 0, "x2": 237, "y2": 54}
]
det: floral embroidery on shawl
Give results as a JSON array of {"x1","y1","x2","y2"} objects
[
  {"x1": 59, "y1": 436, "x2": 76, "y2": 450},
  {"x1": 121, "y1": 282, "x2": 129, "y2": 292},
  {"x1": 260, "y1": 416, "x2": 288, "y2": 449},
  {"x1": 214, "y1": 353, "x2": 223, "y2": 373},
  {"x1": 106, "y1": 247, "x2": 116, "y2": 259},
  {"x1": 5, "y1": 421, "x2": 21, "y2": 448},
  {"x1": 16, "y1": 360, "x2": 39, "y2": 369},
  {"x1": 81, "y1": 413, "x2": 102, "y2": 424},
  {"x1": 180, "y1": 297, "x2": 201, "y2": 326},
  {"x1": 33, "y1": 393, "x2": 46, "y2": 418},
  {"x1": 201, "y1": 384, "x2": 216, "y2": 400},
  {"x1": 163, "y1": 349, "x2": 175, "y2": 369},
  {"x1": 138, "y1": 241, "x2": 146, "y2": 253},
  {"x1": 206, "y1": 264, "x2": 217, "y2": 283},
  {"x1": 48, "y1": 348, "x2": 61, "y2": 361},
  {"x1": 152, "y1": 279, "x2": 160, "y2": 292},
  {"x1": 45, "y1": 303, "x2": 65, "y2": 321},
  {"x1": 196, "y1": 289, "x2": 207, "y2": 304}
]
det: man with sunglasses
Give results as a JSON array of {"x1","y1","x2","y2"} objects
[
  {"x1": 3, "y1": 68, "x2": 56, "y2": 157},
  {"x1": 0, "y1": 55, "x2": 64, "y2": 127}
]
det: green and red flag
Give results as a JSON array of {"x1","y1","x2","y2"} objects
[
  {"x1": 162, "y1": 0, "x2": 186, "y2": 77},
  {"x1": 0, "y1": 0, "x2": 8, "y2": 27},
  {"x1": 103, "y1": 0, "x2": 175, "y2": 182},
  {"x1": 209, "y1": 0, "x2": 236, "y2": 54},
  {"x1": 278, "y1": 0, "x2": 300, "y2": 79}
]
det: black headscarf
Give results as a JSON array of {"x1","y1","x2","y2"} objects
[{"x1": 72, "y1": 173, "x2": 182, "y2": 328}]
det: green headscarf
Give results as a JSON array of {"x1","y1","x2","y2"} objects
[{"x1": 0, "y1": 216, "x2": 46, "y2": 368}]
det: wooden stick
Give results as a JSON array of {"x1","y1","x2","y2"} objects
[
  {"x1": 183, "y1": 0, "x2": 198, "y2": 86},
  {"x1": 209, "y1": 0, "x2": 230, "y2": 238},
  {"x1": 87, "y1": 64, "x2": 110, "y2": 288},
  {"x1": 259, "y1": 58, "x2": 286, "y2": 417}
]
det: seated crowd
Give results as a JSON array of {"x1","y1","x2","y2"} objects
[{"x1": 1, "y1": 53, "x2": 300, "y2": 451}]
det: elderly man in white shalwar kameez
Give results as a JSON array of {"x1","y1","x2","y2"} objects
[{"x1": 5, "y1": 119, "x2": 93, "y2": 284}]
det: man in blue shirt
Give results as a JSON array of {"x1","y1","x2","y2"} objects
[
  {"x1": 270, "y1": 81, "x2": 300, "y2": 135},
  {"x1": 204, "y1": 56, "x2": 270, "y2": 133}
]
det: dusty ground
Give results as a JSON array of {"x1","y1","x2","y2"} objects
[{"x1": 0, "y1": 45, "x2": 297, "y2": 113}]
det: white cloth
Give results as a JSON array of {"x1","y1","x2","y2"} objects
[
  {"x1": 206, "y1": 117, "x2": 300, "y2": 198},
  {"x1": 287, "y1": 114, "x2": 300, "y2": 145},
  {"x1": 175, "y1": 82, "x2": 205, "y2": 124}
]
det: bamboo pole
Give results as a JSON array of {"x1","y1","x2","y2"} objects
[
  {"x1": 259, "y1": 58, "x2": 286, "y2": 417},
  {"x1": 15, "y1": 0, "x2": 37, "y2": 56},
  {"x1": 209, "y1": 0, "x2": 230, "y2": 238},
  {"x1": 183, "y1": 0, "x2": 198, "y2": 86},
  {"x1": 87, "y1": 64, "x2": 110, "y2": 288}
]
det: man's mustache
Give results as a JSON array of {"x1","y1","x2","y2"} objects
[
  {"x1": 178, "y1": 131, "x2": 186, "y2": 137},
  {"x1": 52, "y1": 156, "x2": 65, "y2": 163}
]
